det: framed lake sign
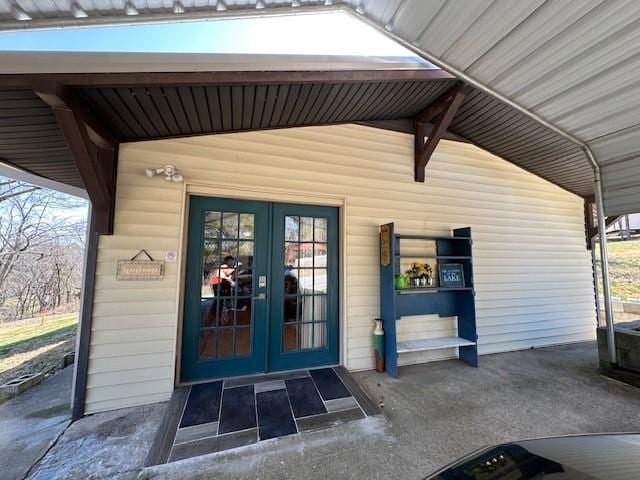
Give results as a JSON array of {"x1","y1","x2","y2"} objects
[{"x1": 438, "y1": 263, "x2": 465, "y2": 288}]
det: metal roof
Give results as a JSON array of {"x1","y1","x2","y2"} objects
[
  {"x1": 343, "y1": 0, "x2": 640, "y2": 214},
  {"x1": 0, "y1": 2, "x2": 638, "y2": 213}
]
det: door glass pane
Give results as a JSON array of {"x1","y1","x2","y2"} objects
[
  {"x1": 314, "y1": 217, "x2": 327, "y2": 242},
  {"x1": 222, "y1": 212, "x2": 239, "y2": 237},
  {"x1": 313, "y1": 269, "x2": 327, "y2": 294},
  {"x1": 198, "y1": 210, "x2": 255, "y2": 361},
  {"x1": 285, "y1": 216, "x2": 299, "y2": 241},
  {"x1": 285, "y1": 242, "x2": 298, "y2": 267},
  {"x1": 217, "y1": 328, "x2": 234, "y2": 358},
  {"x1": 239, "y1": 214, "x2": 254, "y2": 239},
  {"x1": 282, "y1": 215, "x2": 330, "y2": 352},
  {"x1": 300, "y1": 217, "x2": 313, "y2": 242},
  {"x1": 199, "y1": 330, "x2": 216, "y2": 359},
  {"x1": 235, "y1": 327, "x2": 251, "y2": 357}
]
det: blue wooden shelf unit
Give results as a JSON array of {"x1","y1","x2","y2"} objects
[{"x1": 379, "y1": 223, "x2": 479, "y2": 378}]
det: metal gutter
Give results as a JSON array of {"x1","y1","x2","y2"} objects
[{"x1": 340, "y1": 5, "x2": 617, "y2": 364}]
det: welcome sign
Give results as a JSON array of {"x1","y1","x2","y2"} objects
[
  {"x1": 438, "y1": 263, "x2": 465, "y2": 288},
  {"x1": 117, "y1": 249, "x2": 165, "y2": 281}
]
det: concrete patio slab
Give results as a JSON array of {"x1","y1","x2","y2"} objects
[
  {"x1": 140, "y1": 341, "x2": 640, "y2": 480},
  {"x1": 15, "y1": 342, "x2": 640, "y2": 480},
  {"x1": 0, "y1": 366, "x2": 72, "y2": 480},
  {"x1": 27, "y1": 402, "x2": 165, "y2": 480}
]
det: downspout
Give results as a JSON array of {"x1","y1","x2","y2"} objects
[{"x1": 342, "y1": 6, "x2": 617, "y2": 364}]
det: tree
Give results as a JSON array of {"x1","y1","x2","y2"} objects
[{"x1": 0, "y1": 176, "x2": 88, "y2": 321}]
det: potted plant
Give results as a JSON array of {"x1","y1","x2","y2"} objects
[{"x1": 407, "y1": 262, "x2": 433, "y2": 287}]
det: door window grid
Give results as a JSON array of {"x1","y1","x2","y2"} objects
[
  {"x1": 199, "y1": 211, "x2": 254, "y2": 360},
  {"x1": 283, "y1": 216, "x2": 328, "y2": 352}
]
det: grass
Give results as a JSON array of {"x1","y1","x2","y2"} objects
[
  {"x1": 0, "y1": 313, "x2": 78, "y2": 356},
  {"x1": 597, "y1": 239, "x2": 640, "y2": 301},
  {"x1": 0, "y1": 313, "x2": 78, "y2": 389}
]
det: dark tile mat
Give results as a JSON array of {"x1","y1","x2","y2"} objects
[
  {"x1": 169, "y1": 428, "x2": 258, "y2": 462},
  {"x1": 256, "y1": 389, "x2": 298, "y2": 441},
  {"x1": 296, "y1": 407, "x2": 365, "y2": 433},
  {"x1": 309, "y1": 368, "x2": 352, "y2": 401},
  {"x1": 180, "y1": 381, "x2": 223, "y2": 428},
  {"x1": 286, "y1": 377, "x2": 327, "y2": 418},
  {"x1": 218, "y1": 385, "x2": 257, "y2": 434}
]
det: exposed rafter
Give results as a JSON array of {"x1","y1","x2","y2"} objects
[
  {"x1": 34, "y1": 81, "x2": 117, "y2": 234},
  {"x1": 414, "y1": 83, "x2": 469, "y2": 182}
]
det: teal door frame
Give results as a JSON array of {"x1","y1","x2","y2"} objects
[{"x1": 181, "y1": 196, "x2": 339, "y2": 383}]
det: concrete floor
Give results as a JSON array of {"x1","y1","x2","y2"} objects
[
  {"x1": 13, "y1": 341, "x2": 640, "y2": 480},
  {"x1": 141, "y1": 342, "x2": 640, "y2": 480},
  {"x1": 0, "y1": 366, "x2": 72, "y2": 480}
]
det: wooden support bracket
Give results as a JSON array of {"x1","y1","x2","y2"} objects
[
  {"x1": 34, "y1": 81, "x2": 117, "y2": 234},
  {"x1": 585, "y1": 200, "x2": 621, "y2": 249},
  {"x1": 414, "y1": 83, "x2": 469, "y2": 182}
]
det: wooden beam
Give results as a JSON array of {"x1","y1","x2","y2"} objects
[
  {"x1": 33, "y1": 81, "x2": 115, "y2": 149},
  {"x1": 1, "y1": 69, "x2": 454, "y2": 89},
  {"x1": 589, "y1": 214, "x2": 622, "y2": 242},
  {"x1": 355, "y1": 119, "x2": 470, "y2": 143},
  {"x1": 414, "y1": 86, "x2": 468, "y2": 182},
  {"x1": 415, "y1": 82, "x2": 472, "y2": 124},
  {"x1": 34, "y1": 81, "x2": 117, "y2": 234}
]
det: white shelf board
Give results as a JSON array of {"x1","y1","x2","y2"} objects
[{"x1": 396, "y1": 336, "x2": 476, "y2": 354}]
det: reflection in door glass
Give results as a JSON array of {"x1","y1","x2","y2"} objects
[
  {"x1": 199, "y1": 211, "x2": 255, "y2": 360},
  {"x1": 283, "y1": 215, "x2": 329, "y2": 352}
]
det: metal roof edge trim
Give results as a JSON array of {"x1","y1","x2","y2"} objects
[{"x1": 0, "y1": 52, "x2": 435, "y2": 75}]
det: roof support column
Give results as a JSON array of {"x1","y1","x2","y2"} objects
[
  {"x1": 71, "y1": 205, "x2": 98, "y2": 420},
  {"x1": 593, "y1": 169, "x2": 617, "y2": 366}
]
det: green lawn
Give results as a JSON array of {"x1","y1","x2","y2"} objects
[
  {"x1": 0, "y1": 313, "x2": 78, "y2": 357},
  {"x1": 597, "y1": 240, "x2": 640, "y2": 301}
]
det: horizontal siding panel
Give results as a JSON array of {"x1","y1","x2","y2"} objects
[
  {"x1": 86, "y1": 124, "x2": 595, "y2": 414},
  {"x1": 84, "y1": 392, "x2": 172, "y2": 415},
  {"x1": 89, "y1": 339, "x2": 174, "y2": 359},
  {"x1": 87, "y1": 366, "x2": 175, "y2": 389},
  {"x1": 86, "y1": 379, "x2": 171, "y2": 404},
  {"x1": 87, "y1": 352, "x2": 174, "y2": 375},
  {"x1": 91, "y1": 327, "x2": 175, "y2": 345}
]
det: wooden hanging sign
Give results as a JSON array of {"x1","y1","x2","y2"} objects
[
  {"x1": 380, "y1": 224, "x2": 392, "y2": 267},
  {"x1": 117, "y1": 249, "x2": 165, "y2": 281}
]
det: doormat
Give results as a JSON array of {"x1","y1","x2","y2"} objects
[{"x1": 145, "y1": 367, "x2": 381, "y2": 465}]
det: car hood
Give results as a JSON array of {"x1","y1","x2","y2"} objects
[{"x1": 427, "y1": 433, "x2": 640, "y2": 480}]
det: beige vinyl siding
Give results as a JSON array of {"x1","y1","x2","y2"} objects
[{"x1": 86, "y1": 124, "x2": 596, "y2": 413}]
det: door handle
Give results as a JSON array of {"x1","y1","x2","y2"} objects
[{"x1": 253, "y1": 293, "x2": 266, "y2": 301}]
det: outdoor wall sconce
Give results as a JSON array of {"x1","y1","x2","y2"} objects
[{"x1": 145, "y1": 165, "x2": 184, "y2": 183}]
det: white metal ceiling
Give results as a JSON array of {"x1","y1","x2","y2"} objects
[{"x1": 1, "y1": 0, "x2": 639, "y2": 214}]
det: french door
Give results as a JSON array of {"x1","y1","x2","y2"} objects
[{"x1": 181, "y1": 196, "x2": 339, "y2": 382}]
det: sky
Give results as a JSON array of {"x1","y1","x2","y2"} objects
[{"x1": 0, "y1": 12, "x2": 417, "y2": 57}]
